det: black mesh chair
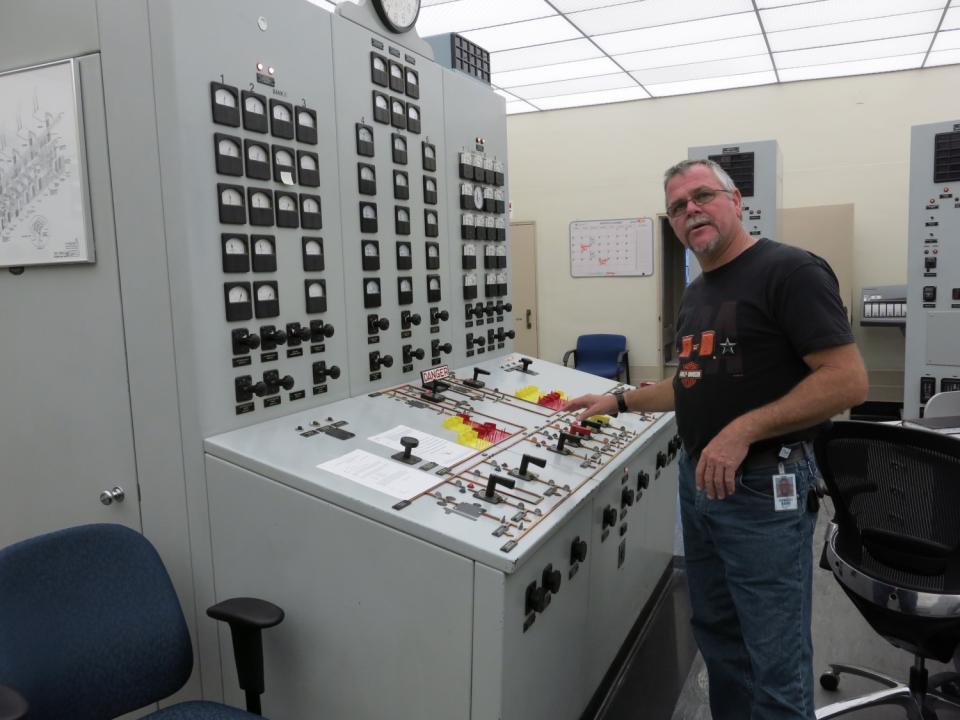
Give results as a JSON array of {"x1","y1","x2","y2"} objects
[{"x1": 814, "y1": 421, "x2": 960, "y2": 720}]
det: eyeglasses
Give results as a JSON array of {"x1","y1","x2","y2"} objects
[{"x1": 666, "y1": 187, "x2": 734, "y2": 219}]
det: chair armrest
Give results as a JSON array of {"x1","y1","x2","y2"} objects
[
  {"x1": 562, "y1": 349, "x2": 575, "y2": 367},
  {"x1": 617, "y1": 351, "x2": 630, "y2": 385},
  {"x1": 208, "y1": 597, "x2": 285, "y2": 714},
  {"x1": 0, "y1": 685, "x2": 28, "y2": 720}
]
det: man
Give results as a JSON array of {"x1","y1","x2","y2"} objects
[{"x1": 563, "y1": 159, "x2": 868, "y2": 719}]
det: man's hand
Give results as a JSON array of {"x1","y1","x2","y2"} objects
[
  {"x1": 561, "y1": 393, "x2": 618, "y2": 422},
  {"x1": 695, "y1": 425, "x2": 750, "y2": 500}
]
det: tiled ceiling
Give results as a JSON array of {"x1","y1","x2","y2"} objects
[{"x1": 311, "y1": 0, "x2": 960, "y2": 114}]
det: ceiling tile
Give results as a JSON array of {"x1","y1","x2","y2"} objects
[
  {"x1": 461, "y1": 15, "x2": 580, "y2": 52},
  {"x1": 756, "y1": 0, "x2": 821, "y2": 7},
  {"x1": 766, "y1": 11, "x2": 943, "y2": 52},
  {"x1": 926, "y1": 48, "x2": 960, "y2": 67},
  {"x1": 775, "y1": 34, "x2": 934, "y2": 68},
  {"x1": 779, "y1": 53, "x2": 924, "y2": 81},
  {"x1": 595, "y1": 13, "x2": 763, "y2": 55},
  {"x1": 760, "y1": 0, "x2": 944, "y2": 33},
  {"x1": 569, "y1": 0, "x2": 752, "y2": 36},
  {"x1": 416, "y1": 0, "x2": 555, "y2": 36},
  {"x1": 944, "y1": 5, "x2": 960, "y2": 31},
  {"x1": 931, "y1": 28, "x2": 960, "y2": 52},
  {"x1": 616, "y1": 35, "x2": 769, "y2": 70},
  {"x1": 510, "y1": 73, "x2": 639, "y2": 100},
  {"x1": 506, "y1": 99, "x2": 541, "y2": 114},
  {"x1": 632, "y1": 55, "x2": 773, "y2": 85},
  {"x1": 533, "y1": 86, "x2": 651, "y2": 110},
  {"x1": 551, "y1": 0, "x2": 637, "y2": 11},
  {"x1": 491, "y1": 39, "x2": 603, "y2": 73},
  {"x1": 646, "y1": 70, "x2": 777, "y2": 97},
  {"x1": 493, "y1": 57, "x2": 623, "y2": 87}
]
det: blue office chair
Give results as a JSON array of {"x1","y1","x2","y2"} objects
[
  {"x1": 0, "y1": 523, "x2": 284, "y2": 720},
  {"x1": 814, "y1": 422, "x2": 960, "y2": 719},
  {"x1": 562, "y1": 333, "x2": 630, "y2": 384}
]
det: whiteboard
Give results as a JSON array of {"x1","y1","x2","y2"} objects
[
  {"x1": 0, "y1": 59, "x2": 94, "y2": 267},
  {"x1": 570, "y1": 217, "x2": 653, "y2": 277}
]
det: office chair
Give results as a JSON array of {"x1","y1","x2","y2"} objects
[
  {"x1": 924, "y1": 390, "x2": 960, "y2": 420},
  {"x1": 813, "y1": 421, "x2": 960, "y2": 720},
  {"x1": 562, "y1": 333, "x2": 630, "y2": 384},
  {"x1": 0, "y1": 523, "x2": 284, "y2": 720}
]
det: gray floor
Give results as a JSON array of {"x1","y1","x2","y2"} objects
[{"x1": 599, "y1": 502, "x2": 960, "y2": 720}]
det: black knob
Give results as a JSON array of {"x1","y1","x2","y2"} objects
[
  {"x1": 582, "y1": 419, "x2": 602, "y2": 430},
  {"x1": 327, "y1": 365, "x2": 341, "y2": 380},
  {"x1": 430, "y1": 308, "x2": 449, "y2": 323},
  {"x1": 525, "y1": 582, "x2": 549, "y2": 615},
  {"x1": 380, "y1": 354, "x2": 394, "y2": 368},
  {"x1": 321, "y1": 323, "x2": 335, "y2": 338},
  {"x1": 621, "y1": 487, "x2": 635, "y2": 508},
  {"x1": 570, "y1": 537, "x2": 588, "y2": 564},
  {"x1": 310, "y1": 321, "x2": 334, "y2": 341},
  {"x1": 637, "y1": 471, "x2": 650, "y2": 490},
  {"x1": 412, "y1": 347, "x2": 425, "y2": 360},
  {"x1": 234, "y1": 330, "x2": 260, "y2": 351},
  {"x1": 251, "y1": 381, "x2": 269, "y2": 397},
  {"x1": 519, "y1": 357, "x2": 534, "y2": 373},
  {"x1": 370, "y1": 351, "x2": 393, "y2": 371},
  {"x1": 656, "y1": 451, "x2": 667, "y2": 469},
  {"x1": 474, "y1": 302, "x2": 485, "y2": 318},
  {"x1": 519, "y1": 453, "x2": 547, "y2": 477},
  {"x1": 410, "y1": 312, "x2": 422, "y2": 326},
  {"x1": 602, "y1": 505, "x2": 618, "y2": 529},
  {"x1": 502, "y1": 302, "x2": 513, "y2": 312},
  {"x1": 401, "y1": 436, "x2": 419, "y2": 459},
  {"x1": 439, "y1": 342, "x2": 452, "y2": 354},
  {"x1": 503, "y1": 329, "x2": 516, "y2": 339},
  {"x1": 481, "y1": 473, "x2": 515, "y2": 502},
  {"x1": 463, "y1": 367, "x2": 489, "y2": 388},
  {"x1": 542, "y1": 564, "x2": 561, "y2": 594},
  {"x1": 279, "y1": 375, "x2": 295, "y2": 391},
  {"x1": 484, "y1": 304, "x2": 496, "y2": 317},
  {"x1": 555, "y1": 431, "x2": 577, "y2": 454},
  {"x1": 262, "y1": 327, "x2": 286, "y2": 344}
]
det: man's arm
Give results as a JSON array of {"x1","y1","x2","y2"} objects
[
  {"x1": 697, "y1": 342, "x2": 868, "y2": 499},
  {"x1": 562, "y1": 376, "x2": 676, "y2": 421}
]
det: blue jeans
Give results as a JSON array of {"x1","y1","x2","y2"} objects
[{"x1": 679, "y1": 446, "x2": 819, "y2": 720}]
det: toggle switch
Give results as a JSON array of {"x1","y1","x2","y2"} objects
[
  {"x1": 430, "y1": 307, "x2": 449, "y2": 324},
  {"x1": 463, "y1": 367, "x2": 490, "y2": 388},
  {"x1": 401, "y1": 310, "x2": 421, "y2": 329},
  {"x1": 475, "y1": 473, "x2": 515, "y2": 504},
  {"x1": 510, "y1": 453, "x2": 546, "y2": 481},
  {"x1": 391, "y1": 436, "x2": 420, "y2": 465}
]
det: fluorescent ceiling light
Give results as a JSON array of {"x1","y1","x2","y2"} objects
[
  {"x1": 491, "y1": 39, "x2": 602, "y2": 73},
  {"x1": 569, "y1": 0, "x2": 752, "y2": 36},
  {"x1": 646, "y1": 70, "x2": 777, "y2": 97},
  {"x1": 416, "y1": 0, "x2": 554, "y2": 36},
  {"x1": 615, "y1": 35, "x2": 769, "y2": 70},
  {"x1": 509, "y1": 73, "x2": 639, "y2": 100},
  {"x1": 931, "y1": 28, "x2": 960, "y2": 52},
  {"x1": 461, "y1": 15, "x2": 579, "y2": 52},
  {"x1": 493, "y1": 57, "x2": 622, "y2": 88},
  {"x1": 925, "y1": 47, "x2": 960, "y2": 66},
  {"x1": 632, "y1": 55, "x2": 773, "y2": 85},
  {"x1": 766, "y1": 11, "x2": 943, "y2": 53},
  {"x1": 779, "y1": 53, "x2": 924, "y2": 81},
  {"x1": 760, "y1": 0, "x2": 944, "y2": 33},
  {"x1": 534, "y1": 86, "x2": 651, "y2": 110},
  {"x1": 775, "y1": 34, "x2": 934, "y2": 68},
  {"x1": 595, "y1": 13, "x2": 763, "y2": 55}
]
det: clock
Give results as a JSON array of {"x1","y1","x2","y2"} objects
[{"x1": 371, "y1": 0, "x2": 420, "y2": 34}]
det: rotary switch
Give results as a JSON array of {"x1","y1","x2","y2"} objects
[
  {"x1": 601, "y1": 505, "x2": 618, "y2": 530},
  {"x1": 260, "y1": 326, "x2": 287, "y2": 349},
  {"x1": 656, "y1": 451, "x2": 667, "y2": 470},
  {"x1": 279, "y1": 374, "x2": 295, "y2": 391},
  {"x1": 367, "y1": 314, "x2": 390, "y2": 334},
  {"x1": 403, "y1": 345, "x2": 425, "y2": 364},
  {"x1": 309, "y1": 321, "x2": 335, "y2": 341},
  {"x1": 369, "y1": 351, "x2": 393, "y2": 371},
  {"x1": 232, "y1": 329, "x2": 261, "y2": 355},
  {"x1": 621, "y1": 487, "x2": 635, "y2": 508},
  {"x1": 542, "y1": 564, "x2": 561, "y2": 594},
  {"x1": 401, "y1": 310, "x2": 421, "y2": 329},
  {"x1": 432, "y1": 339, "x2": 452, "y2": 356},
  {"x1": 495, "y1": 301, "x2": 512, "y2": 315},
  {"x1": 636, "y1": 470, "x2": 650, "y2": 491},
  {"x1": 496, "y1": 327, "x2": 516, "y2": 342},
  {"x1": 430, "y1": 307, "x2": 449, "y2": 324},
  {"x1": 570, "y1": 536, "x2": 588, "y2": 565},
  {"x1": 312, "y1": 361, "x2": 341, "y2": 384},
  {"x1": 525, "y1": 581, "x2": 549, "y2": 615},
  {"x1": 286, "y1": 322, "x2": 312, "y2": 344}
]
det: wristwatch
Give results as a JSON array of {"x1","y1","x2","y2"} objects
[{"x1": 612, "y1": 390, "x2": 628, "y2": 414}]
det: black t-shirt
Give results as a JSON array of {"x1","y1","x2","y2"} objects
[{"x1": 672, "y1": 238, "x2": 854, "y2": 457}]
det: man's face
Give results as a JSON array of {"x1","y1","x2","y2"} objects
[{"x1": 665, "y1": 165, "x2": 742, "y2": 258}]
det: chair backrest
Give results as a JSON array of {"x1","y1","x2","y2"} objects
[
  {"x1": 0, "y1": 524, "x2": 193, "y2": 720},
  {"x1": 814, "y1": 422, "x2": 960, "y2": 595},
  {"x1": 575, "y1": 334, "x2": 626, "y2": 364},
  {"x1": 924, "y1": 390, "x2": 960, "y2": 419}
]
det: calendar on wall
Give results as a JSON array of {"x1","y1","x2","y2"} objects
[{"x1": 569, "y1": 217, "x2": 653, "y2": 278}]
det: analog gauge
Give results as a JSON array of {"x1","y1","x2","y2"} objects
[
  {"x1": 307, "y1": 281, "x2": 325, "y2": 297},
  {"x1": 250, "y1": 191, "x2": 271, "y2": 209},
  {"x1": 405, "y1": 69, "x2": 418, "y2": 87},
  {"x1": 372, "y1": 0, "x2": 421, "y2": 33},
  {"x1": 228, "y1": 285, "x2": 249, "y2": 303},
  {"x1": 398, "y1": 244, "x2": 411, "y2": 257},
  {"x1": 218, "y1": 138, "x2": 240, "y2": 157},
  {"x1": 408, "y1": 106, "x2": 420, "y2": 122},
  {"x1": 465, "y1": 273, "x2": 477, "y2": 285},
  {"x1": 273, "y1": 103, "x2": 291, "y2": 122},
  {"x1": 248, "y1": 144, "x2": 268, "y2": 163},
  {"x1": 400, "y1": 279, "x2": 412, "y2": 292},
  {"x1": 297, "y1": 110, "x2": 315, "y2": 129},
  {"x1": 301, "y1": 154, "x2": 318, "y2": 172},
  {"x1": 425, "y1": 178, "x2": 436, "y2": 193},
  {"x1": 222, "y1": 187, "x2": 243, "y2": 205},
  {"x1": 390, "y1": 64, "x2": 403, "y2": 82},
  {"x1": 254, "y1": 237, "x2": 274, "y2": 254},
  {"x1": 391, "y1": 100, "x2": 404, "y2": 115},
  {"x1": 395, "y1": 173, "x2": 408, "y2": 187},
  {"x1": 245, "y1": 94, "x2": 264, "y2": 114},
  {"x1": 257, "y1": 284, "x2": 277, "y2": 302},
  {"x1": 464, "y1": 244, "x2": 475, "y2": 256},
  {"x1": 373, "y1": 56, "x2": 386, "y2": 72},
  {"x1": 225, "y1": 237, "x2": 246, "y2": 254},
  {"x1": 304, "y1": 239, "x2": 322, "y2": 255},
  {"x1": 359, "y1": 126, "x2": 373, "y2": 143},
  {"x1": 360, "y1": 166, "x2": 375, "y2": 181},
  {"x1": 424, "y1": 145, "x2": 435, "y2": 161},
  {"x1": 303, "y1": 197, "x2": 320, "y2": 214},
  {"x1": 426, "y1": 211, "x2": 437, "y2": 224},
  {"x1": 394, "y1": 136, "x2": 406, "y2": 152},
  {"x1": 215, "y1": 87, "x2": 236, "y2": 107},
  {"x1": 278, "y1": 195, "x2": 297, "y2": 212},
  {"x1": 486, "y1": 245, "x2": 496, "y2": 256},
  {"x1": 364, "y1": 243, "x2": 378, "y2": 257},
  {"x1": 427, "y1": 244, "x2": 438, "y2": 258},
  {"x1": 429, "y1": 277, "x2": 440, "y2": 290},
  {"x1": 397, "y1": 209, "x2": 409, "y2": 222},
  {"x1": 375, "y1": 95, "x2": 388, "y2": 111},
  {"x1": 362, "y1": 205, "x2": 377, "y2": 219},
  {"x1": 472, "y1": 186, "x2": 484, "y2": 210},
  {"x1": 366, "y1": 280, "x2": 380, "y2": 294},
  {"x1": 275, "y1": 149, "x2": 294, "y2": 168}
]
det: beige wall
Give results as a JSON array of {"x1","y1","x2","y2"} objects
[{"x1": 506, "y1": 64, "x2": 960, "y2": 393}]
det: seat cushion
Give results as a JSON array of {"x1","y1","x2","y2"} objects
[{"x1": 147, "y1": 700, "x2": 262, "y2": 719}]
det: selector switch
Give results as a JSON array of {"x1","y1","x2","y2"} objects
[
  {"x1": 475, "y1": 473, "x2": 515, "y2": 505},
  {"x1": 463, "y1": 367, "x2": 490, "y2": 388},
  {"x1": 621, "y1": 487, "x2": 635, "y2": 508},
  {"x1": 923, "y1": 286, "x2": 937, "y2": 302},
  {"x1": 570, "y1": 537, "x2": 588, "y2": 565},
  {"x1": 656, "y1": 451, "x2": 667, "y2": 470},
  {"x1": 232, "y1": 328, "x2": 261, "y2": 355},
  {"x1": 432, "y1": 339, "x2": 452, "y2": 356},
  {"x1": 402, "y1": 345, "x2": 425, "y2": 364},
  {"x1": 510, "y1": 453, "x2": 546, "y2": 481},
  {"x1": 636, "y1": 470, "x2": 650, "y2": 491},
  {"x1": 309, "y1": 320, "x2": 335, "y2": 342},
  {"x1": 369, "y1": 351, "x2": 393, "y2": 372},
  {"x1": 367, "y1": 314, "x2": 390, "y2": 335},
  {"x1": 430, "y1": 307, "x2": 449, "y2": 325},
  {"x1": 401, "y1": 310, "x2": 421, "y2": 329},
  {"x1": 260, "y1": 325, "x2": 287, "y2": 350},
  {"x1": 391, "y1": 436, "x2": 421, "y2": 465},
  {"x1": 542, "y1": 564, "x2": 561, "y2": 594},
  {"x1": 602, "y1": 505, "x2": 618, "y2": 530},
  {"x1": 525, "y1": 581, "x2": 549, "y2": 615},
  {"x1": 312, "y1": 361, "x2": 341, "y2": 385}
]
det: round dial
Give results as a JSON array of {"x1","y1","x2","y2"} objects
[
  {"x1": 244, "y1": 95, "x2": 264, "y2": 114},
  {"x1": 407, "y1": 106, "x2": 420, "y2": 122},
  {"x1": 303, "y1": 198, "x2": 320, "y2": 214},
  {"x1": 297, "y1": 110, "x2": 315, "y2": 128},
  {"x1": 397, "y1": 209, "x2": 409, "y2": 222},
  {"x1": 427, "y1": 244, "x2": 438, "y2": 257},
  {"x1": 228, "y1": 285, "x2": 249, "y2": 303},
  {"x1": 390, "y1": 64, "x2": 403, "y2": 81},
  {"x1": 429, "y1": 278, "x2": 440, "y2": 290},
  {"x1": 360, "y1": 166, "x2": 375, "y2": 181},
  {"x1": 301, "y1": 154, "x2": 318, "y2": 172},
  {"x1": 250, "y1": 192, "x2": 271, "y2": 210},
  {"x1": 464, "y1": 244, "x2": 475, "y2": 256},
  {"x1": 366, "y1": 280, "x2": 380, "y2": 294},
  {"x1": 364, "y1": 242, "x2": 378, "y2": 257},
  {"x1": 372, "y1": 56, "x2": 386, "y2": 72},
  {"x1": 395, "y1": 172, "x2": 408, "y2": 187},
  {"x1": 362, "y1": 205, "x2": 377, "y2": 219},
  {"x1": 372, "y1": 0, "x2": 421, "y2": 34},
  {"x1": 277, "y1": 195, "x2": 296, "y2": 212},
  {"x1": 304, "y1": 239, "x2": 322, "y2": 256},
  {"x1": 218, "y1": 138, "x2": 239, "y2": 157},
  {"x1": 400, "y1": 279, "x2": 412, "y2": 292},
  {"x1": 425, "y1": 178, "x2": 436, "y2": 192},
  {"x1": 221, "y1": 188, "x2": 243, "y2": 206},
  {"x1": 275, "y1": 149, "x2": 294, "y2": 167},
  {"x1": 248, "y1": 144, "x2": 268, "y2": 163},
  {"x1": 465, "y1": 273, "x2": 477, "y2": 286},
  {"x1": 224, "y1": 237, "x2": 246, "y2": 255},
  {"x1": 472, "y1": 186, "x2": 484, "y2": 210},
  {"x1": 256, "y1": 284, "x2": 276, "y2": 301},
  {"x1": 398, "y1": 244, "x2": 411, "y2": 257},
  {"x1": 405, "y1": 69, "x2": 418, "y2": 87},
  {"x1": 375, "y1": 95, "x2": 388, "y2": 110},
  {"x1": 359, "y1": 126, "x2": 373, "y2": 142},
  {"x1": 393, "y1": 136, "x2": 406, "y2": 152},
  {"x1": 214, "y1": 88, "x2": 236, "y2": 107},
  {"x1": 424, "y1": 145, "x2": 435, "y2": 161},
  {"x1": 307, "y1": 282, "x2": 324, "y2": 298},
  {"x1": 254, "y1": 237, "x2": 274, "y2": 254},
  {"x1": 391, "y1": 100, "x2": 404, "y2": 115},
  {"x1": 272, "y1": 104, "x2": 291, "y2": 122},
  {"x1": 426, "y1": 212, "x2": 437, "y2": 225}
]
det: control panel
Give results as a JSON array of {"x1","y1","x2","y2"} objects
[
  {"x1": 905, "y1": 120, "x2": 960, "y2": 416},
  {"x1": 860, "y1": 284, "x2": 907, "y2": 327}
]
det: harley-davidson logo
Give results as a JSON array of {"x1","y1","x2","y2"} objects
[{"x1": 679, "y1": 361, "x2": 702, "y2": 389}]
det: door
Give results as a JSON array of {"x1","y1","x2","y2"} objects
[
  {"x1": 659, "y1": 215, "x2": 686, "y2": 377},
  {"x1": 0, "y1": 55, "x2": 141, "y2": 548},
  {"x1": 510, "y1": 221, "x2": 539, "y2": 357}
]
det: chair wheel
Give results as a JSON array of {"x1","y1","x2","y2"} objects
[{"x1": 820, "y1": 672, "x2": 840, "y2": 691}]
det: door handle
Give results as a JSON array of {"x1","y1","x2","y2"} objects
[
  {"x1": 99, "y1": 486, "x2": 125, "y2": 506},
  {"x1": 525, "y1": 309, "x2": 532, "y2": 330}
]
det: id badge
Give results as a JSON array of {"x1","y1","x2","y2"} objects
[{"x1": 772, "y1": 473, "x2": 798, "y2": 511}]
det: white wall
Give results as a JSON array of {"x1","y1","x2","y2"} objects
[{"x1": 507, "y1": 64, "x2": 960, "y2": 388}]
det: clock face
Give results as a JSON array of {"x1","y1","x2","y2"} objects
[{"x1": 372, "y1": 0, "x2": 421, "y2": 33}]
